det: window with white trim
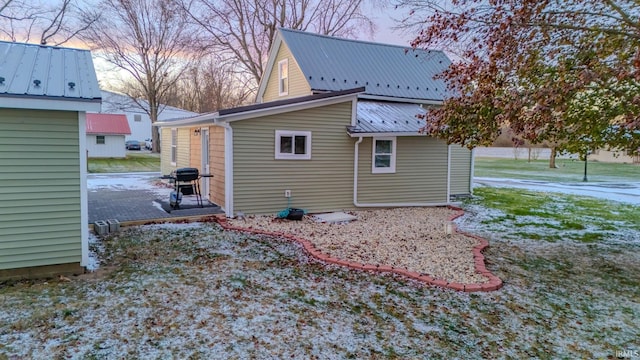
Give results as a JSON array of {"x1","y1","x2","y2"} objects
[
  {"x1": 171, "y1": 128, "x2": 177, "y2": 165},
  {"x1": 372, "y1": 137, "x2": 396, "y2": 173},
  {"x1": 275, "y1": 130, "x2": 311, "y2": 160},
  {"x1": 96, "y1": 135, "x2": 105, "y2": 145},
  {"x1": 278, "y1": 59, "x2": 289, "y2": 96}
]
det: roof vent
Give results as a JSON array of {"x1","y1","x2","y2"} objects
[
  {"x1": 309, "y1": 76, "x2": 312, "y2": 80},
  {"x1": 333, "y1": 78, "x2": 336, "y2": 82},
  {"x1": 0, "y1": 76, "x2": 4, "y2": 85},
  {"x1": 33, "y1": 79, "x2": 41, "y2": 87},
  {"x1": 397, "y1": 85, "x2": 400, "y2": 88},
  {"x1": 365, "y1": 81, "x2": 369, "y2": 85},
  {"x1": 407, "y1": 86, "x2": 410, "y2": 90},
  {"x1": 68, "y1": 82, "x2": 76, "y2": 89},
  {"x1": 321, "y1": 76, "x2": 324, "y2": 80},
  {"x1": 387, "y1": 84, "x2": 390, "y2": 88},
  {"x1": 355, "y1": 80, "x2": 358, "y2": 84},
  {"x1": 416, "y1": 86, "x2": 419, "y2": 90},
  {"x1": 344, "y1": 79, "x2": 347, "y2": 83}
]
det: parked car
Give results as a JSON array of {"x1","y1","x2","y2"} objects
[
  {"x1": 125, "y1": 140, "x2": 141, "y2": 150},
  {"x1": 145, "y1": 138, "x2": 152, "y2": 150}
]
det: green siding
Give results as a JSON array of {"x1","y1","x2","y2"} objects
[
  {"x1": 357, "y1": 137, "x2": 449, "y2": 203},
  {"x1": 450, "y1": 145, "x2": 472, "y2": 196},
  {"x1": 232, "y1": 101, "x2": 354, "y2": 214},
  {"x1": 0, "y1": 109, "x2": 81, "y2": 270},
  {"x1": 262, "y1": 43, "x2": 311, "y2": 102}
]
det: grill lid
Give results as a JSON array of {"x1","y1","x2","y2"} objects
[{"x1": 174, "y1": 167, "x2": 199, "y2": 181}]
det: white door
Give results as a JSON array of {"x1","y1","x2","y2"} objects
[{"x1": 201, "y1": 128, "x2": 210, "y2": 200}]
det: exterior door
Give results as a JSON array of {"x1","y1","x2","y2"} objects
[{"x1": 201, "y1": 128, "x2": 210, "y2": 200}]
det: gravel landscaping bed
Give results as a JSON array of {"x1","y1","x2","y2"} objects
[{"x1": 228, "y1": 207, "x2": 489, "y2": 285}]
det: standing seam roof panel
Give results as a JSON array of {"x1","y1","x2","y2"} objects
[
  {"x1": 47, "y1": 49, "x2": 65, "y2": 97},
  {"x1": 279, "y1": 28, "x2": 451, "y2": 101},
  {"x1": 0, "y1": 40, "x2": 101, "y2": 100}
]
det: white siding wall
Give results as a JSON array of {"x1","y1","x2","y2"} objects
[{"x1": 86, "y1": 135, "x2": 126, "y2": 158}]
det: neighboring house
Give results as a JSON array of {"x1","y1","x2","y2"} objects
[
  {"x1": 589, "y1": 149, "x2": 640, "y2": 164},
  {"x1": 157, "y1": 28, "x2": 473, "y2": 217},
  {"x1": 100, "y1": 90, "x2": 198, "y2": 143},
  {"x1": 0, "y1": 40, "x2": 101, "y2": 280},
  {"x1": 86, "y1": 113, "x2": 131, "y2": 158}
]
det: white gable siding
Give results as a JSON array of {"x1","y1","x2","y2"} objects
[{"x1": 86, "y1": 134, "x2": 126, "y2": 158}]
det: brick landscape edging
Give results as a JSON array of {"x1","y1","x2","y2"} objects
[{"x1": 213, "y1": 208, "x2": 503, "y2": 293}]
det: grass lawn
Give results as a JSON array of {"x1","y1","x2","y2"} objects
[
  {"x1": 88, "y1": 153, "x2": 160, "y2": 173},
  {"x1": 474, "y1": 157, "x2": 640, "y2": 182},
  {"x1": 1, "y1": 189, "x2": 638, "y2": 358}
]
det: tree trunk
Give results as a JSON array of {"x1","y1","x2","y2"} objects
[{"x1": 549, "y1": 147, "x2": 557, "y2": 168}]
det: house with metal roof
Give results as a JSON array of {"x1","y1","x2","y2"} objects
[
  {"x1": 86, "y1": 113, "x2": 131, "y2": 158},
  {"x1": 156, "y1": 28, "x2": 473, "y2": 217},
  {"x1": 0, "y1": 40, "x2": 101, "y2": 280}
]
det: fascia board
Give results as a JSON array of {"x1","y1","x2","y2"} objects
[
  {"x1": 255, "y1": 32, "x2": 284, "y2": 103},
  {"x1": 220, "y1": 93, "x2": 359, "y2": 122}
]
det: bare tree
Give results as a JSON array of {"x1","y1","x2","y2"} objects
[
  {"x1": 83, "y1": 0, "x2": 198, "y2": 153},
  {"x1": 0, "y1": 0, "x2": 99, "y2": 45},
  {"x1": 180, "y1": 0, "x2": 375, "y2": 90},
  {"x1": 165, "y1": 55, "x2": 253, "y2": 113}
]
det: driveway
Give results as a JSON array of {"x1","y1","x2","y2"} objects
[
  {"x1": 88, "y1": 172, "x2": 223, "y2": 224},
  {"x1": 474, "y1": 177, "x2": 640, "y2": 205}
]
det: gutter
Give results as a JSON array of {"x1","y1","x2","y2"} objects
[{"x1": 353, "y1": 136, "x2": 451, "y2": 208}]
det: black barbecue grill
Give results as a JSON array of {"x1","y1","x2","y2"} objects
[{"x1": 169, "y1": 167, "x2": 207, "y2": 209}]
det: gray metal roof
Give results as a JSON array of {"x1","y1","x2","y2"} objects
[
  {"x1": 0, "y1": 40, "x2": 101, "y2": 101},
  {"x1": 350, "y1": 101, "x2": 428, "y2": 134},
  {"x1": 279, "y1": 28, "x2": 451, "y2": 102}
]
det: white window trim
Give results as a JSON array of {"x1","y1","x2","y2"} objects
[
  {"x1": 170, "y1": 128, "x2": 177, "y2": 166},
  {"x1": 278, "y1": 59, "x2": 289, "y2": 96},
  {"x1": 96, "y1": 135, "x2": 105, "y2": 145},
  {"x1": 372, "y1": 137, "x2": 397, "y2": 174},
  {"x1": 275, "y1": 130, "x2": 311, "y2": 160}
]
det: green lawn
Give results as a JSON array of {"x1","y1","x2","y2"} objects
[
  {"x1": 463, "y1": 187, "x2": 640, "y2": 243},
  {"x1": 88, "y1": 153, "x2": 160, "y2": 173},
  {"x1": 474, "y1": 158, "x2": 640, "y2": 182}
]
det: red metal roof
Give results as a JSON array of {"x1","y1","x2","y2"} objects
[{"x1": 86, "y1": 113, "x2": 131, "y2": 135}]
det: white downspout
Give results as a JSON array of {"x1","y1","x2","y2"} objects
[
  {"x1": 353, "y1": 136, "x2": 363, "y2": 206},
  {"x1": 352, "y1": 136, "x2": 450, "y2": 208},
  {"x1": 470, "y1": 147, "x2": 476, "y2": 194},
  {"x1": 447, "y1": 144, "x2": 452, "y2": 201},
  {"x1": 221, "y1": 121, "x2": 234, "y2": 217},
  {"x1": 78, "y1": 112, "x2": 88, "y2": 267}
]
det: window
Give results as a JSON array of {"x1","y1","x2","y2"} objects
[
  {"x1": 96, "y1": 135, "x2": 105, "y2": 145},
  {"x1": 372, "y1": 137, "x2": 396, "y2": 173},
  {"x1": 171, "y1": 128, "x2": 177, "y2": 165},
  {"x1": 134, "y1": 114, "x2": 142, "y2": 122},
  {"x1": 278, "y1": 59, "x2": 288, "y2": 96},
  {"x1": 275, "y1": 130, "x2": 311, "y2": 160}
]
